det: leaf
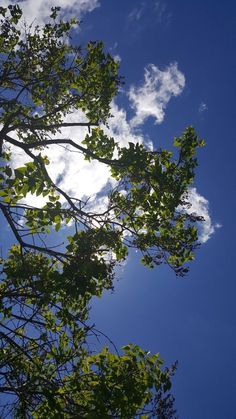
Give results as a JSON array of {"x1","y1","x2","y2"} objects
[{"x1": 4, "y1": 166, "x2": 12, "y2": 177}]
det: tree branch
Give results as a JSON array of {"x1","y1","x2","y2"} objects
[
  {"x1": 12, "y1": 121, "x2": 99, "y2": 131},
  {"x1": 4, "y1": 134, "x2": 122, "y2": 167}
]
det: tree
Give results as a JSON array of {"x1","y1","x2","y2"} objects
[{"x1": 0, "y1": 5, "x2": 204, "y2": 417}]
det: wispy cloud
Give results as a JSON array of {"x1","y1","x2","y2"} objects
[
  {"x1": 1, "y1": 0, "x2": 100, "y2": 24},
  {"x1": 127, "y1": 1, "x2": 171, "y2": 29},
  {"x1": 128, "y1": 63, "x2": 185, "y2": 127},
  {"x1": 199, "y1": 102, "x2": 208, "y2": 113},
  {"x1": 154, "y1": 1, "x2": 172, "y2": 24},
  {"x1": 127, "y1": 3, "x2": 145, "y2": 23}
]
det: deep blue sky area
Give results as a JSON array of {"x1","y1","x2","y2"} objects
[
  {"x1": 79, "y1": 1, "x2": 236, "y2": 418},
  {"x1": 1, "y1": 1, "x2": 236, "y2": 418}
]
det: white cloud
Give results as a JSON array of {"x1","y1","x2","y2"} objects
[
  {"x1": 128, "y1": 63, "x2": 185, "y2": 127},
  {"x1": 105, "y1": 102, "x2": 145, "y2": 147},
  {"x1": 1, "y1": 0, "x2": 100, "y2": 25},
  {"x1": 187, "y1": 188, "x2": 221, "y2": 243},
  {"x1": 10, "y1": 112, "x2": 108, "y2": 209}
]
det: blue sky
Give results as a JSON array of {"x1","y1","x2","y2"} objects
[{"x1": 2, "y1": 0, "x2": 236, "y2": 418}]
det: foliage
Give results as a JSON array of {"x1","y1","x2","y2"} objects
[{"x1": 0, "y1": 4, "x2": 204, "y2": 417}]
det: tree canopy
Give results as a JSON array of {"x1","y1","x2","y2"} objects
[{"x1": 0, "y1": 5, "x2": 204, "y2": 417}]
